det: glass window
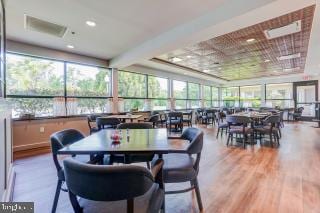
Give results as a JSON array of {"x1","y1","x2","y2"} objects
[
  {"x1": 222, "y1": 87, "x2": 239, "y2": 107},
  {"x1": 66, "y1": 64, "x2": 111, "y2": 97},
  {"x1": 173, "y1": 80, "x2": 187, "y2": 99},
  {"x1": 212, "y1": 101, "x2": 220, "y2": 107},
  {"x1": 203, "y1": 85, "x2": 211, "y2": 100},
  {"x1": 123, "y1": 99, "x2": 145, "y2": 112},
  {"x1": 188, "y1": 83, "x2": 200, "y2": 99},
  {"x1": 212, "y1": 87, "x2": 219, "y2": 100},
  {"x1": 6, "y1": 53, "x2": 64, "y2": 96},
  {"x1": 189, "y1": 100, "x2": 200, "y2": 109},
  {"x1": 175, "y1": 99, "x2": 187, "y2": 109},
  {"x1": 204, "y1": 100, "x2": 212, "y2": 108},
  {"x1": 148, "y1": 76, "x2": 168, "y2": 98},
  {"x1": 240, "y1": 85, "x2": 261, "y2": 107},
  {"x1": 266, "y1": 83, "x2": 293, "y2": 99},
  {"x1": 266, "y1": 100, "x2": 294, "y2": 108},
  {"x1": 151, "y1": 99, "x2": 168, "y2": 110},
  {"x1": 118, "y1": 71, "x2": 146, "y2": 98},
  {"x1": 8, "y1": 97, "x2": 59, "y2": 118},
  {"x1": 66, "y1": 98, "x2": 110, "y2": 115}
]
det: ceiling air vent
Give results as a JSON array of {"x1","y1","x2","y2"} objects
[
  {"x1": 264, "y1": 20, "x2": 301, "y2": 40},
  {"x1": 24, "y1": 15, "x2": 67, "y2": 38}
]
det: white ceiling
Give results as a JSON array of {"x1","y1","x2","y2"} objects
[
  {"x1": 6, "y1": 0, "x2": 320, "y2": 84},
  {"x1": 6, "y1": 0, "x2": 226, "y2": 59}
]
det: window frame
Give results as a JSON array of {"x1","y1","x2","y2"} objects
[
  {"x1": 6, "y1": 52, "x2": 112, "y2": 118},
  {"x1": 265, "y1": 82, "x2": 294, "y2": 108}
]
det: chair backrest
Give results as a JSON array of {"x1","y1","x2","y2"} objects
[
  {"x1": 87, "y1": 114, "x2": 100, "y2": 129},
  {"x1": 148, "y1": 114, "x2": 159, "y2": 123},
  {"x1": 96, "y1": 117, "x2": 121, "y2": 129},
  {"x1": 264, "y1": 115, "x2": 280, "y2": 126},
  {"x1": 50, "y1": 129, "x2": 85, "y2": 172},
  {"x1": 168, "y1": 111, "x2": 183, "y2": 120},
  {"x1": 180, "y1": 128, "x2": 204, "y2": 174},
  {"x1": 181, "y1": 127, "x2": 204, "y2": 155},
  {"x1": 296, "y1": 107, "x2": 304, "y2": 113},
  {"x1": 151, "y1": 111, "x2": 160, "y2": 116},
  {"x1": 63, "y1": 158, "x2": 155, "y2": 201},
  {"x1": 117, "y1": 122, "x2": 153, "y2": 129},
  {"x1": 183, "y1": 111, "x2": 192, "y2": 119},
  {"x1": 205, "y1": 109, "x2": 216, "y2": 117}
]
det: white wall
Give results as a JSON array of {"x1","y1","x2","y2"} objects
[{"x1": 7, "y1": 40, "x2": 108, "y2": 67}]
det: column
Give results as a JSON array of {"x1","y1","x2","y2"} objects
[{"x1": 112, "y1": 68, "x2": 119, "y2": 114}]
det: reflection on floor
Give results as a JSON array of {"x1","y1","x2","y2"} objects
[{"x1": 13, "y1": 122, "x2": 320, "y2": 213}]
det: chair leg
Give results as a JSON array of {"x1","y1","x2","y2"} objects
[
  {"x1": 68, "y1": 191, "x2": 83, "y2": 213},
  {"x1": 127, "y1": 199, "x2": 134, "y2": 213},
  {"x1": 269, "y1": 134, "x2": 273, "y2": 147},
  {"x1": 278, "y1": 128, "x2": 282, "y2": 138},
  {"x1": 194, "y1": 178, "x2": 203, "y2": 212},
  {"x1": 146, "y1": 161, "x2": 151, "y2": 170},
  {"x1": 51, "y1": 180, "x2": 62, "y2": 213},
  {"x1": 216, "y1": 128, "x2": 220, "y2": 139},
  {"x1": 227, "y1": 133, "x2": 231, "y2": 146}
]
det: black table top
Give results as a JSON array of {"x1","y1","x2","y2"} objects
[{"x1": 58, "y1": 129, "x2": 189, "y2": 155}]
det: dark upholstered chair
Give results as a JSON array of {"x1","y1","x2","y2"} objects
[
  {"x1": 50, "y1": 129, "x2": 93, "y2": 213},
  {"x1": 203, "y1": 109, "x2": 216, "y2": 126},
  {"x1": 289, "y1": 107, "x2": 304, "y2": 121},
  {"x1": 143, "y1": 114, "x2": 160, "y2": 128},
  {"x1": 166, "y1": 111, "x2": 183, "y2": 132},
  {"x1": 215, "y1": 112, "x2": 228, "y2": 138},
  {"x1": 254, "y1": 115, "x2": 280, "y2": 147},
  {"x1": 96, "y1": 117, "x2": 120, "y2": 130},
  {"x1": 111, "y1": 123, "x2": 154, "y2": 169},
  {"x1": 226, "y1": 116, "x2": 253, "y2": 148},
  {"x1": 87, "y1": 114, "x2": 100, "y2": 134},
  {"x1": 183, "y1": 111, "x2": 193, "y2": 127},
  {"x1": 63, "y1": 158, "x2": 165, "y2": 213},
  {"x1": 152, "y1": 127, "x2": 204, "y2": 211}
]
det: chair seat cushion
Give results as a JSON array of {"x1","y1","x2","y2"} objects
[
  {"x1": 79, "y1": 184, "x2": 164, "y2": 213},
  {"x1": 229, "y1": 127, "x2": 252, "y2": 134},
  {"x1": 153, "y1": 154, "x2": 196, "y2": 183},
  {"x1": 255, "y1": 127, "x2": 279, "y2": 133}
]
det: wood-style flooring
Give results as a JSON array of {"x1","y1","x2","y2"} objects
[{"x1": 13, "y1": 122, "x2": 320, "y2": 213}]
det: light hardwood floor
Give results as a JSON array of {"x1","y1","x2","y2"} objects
[{"x1": 13, "y1": 122, "x2": 320, "y2": 213}]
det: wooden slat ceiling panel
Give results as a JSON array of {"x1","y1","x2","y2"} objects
[{"x1": 155, "y1": 5, "x2": 315, "y2": 81}]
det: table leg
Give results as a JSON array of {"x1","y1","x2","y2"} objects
[{"x1": 157, "y1": 154, "x2": 165, "y2": 212}]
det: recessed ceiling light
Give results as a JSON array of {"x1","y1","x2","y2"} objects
[
  {"x1": 67, "y1": 45, "x2": 74, "y2": 49},
  {"x1": 183, "y1": 72, "x2": 187, "y2": 75},
  {"x1": 246, "y1": 38, "x2": 256, "y2": 43},
  {"x1": 264, "y1": 59, "x2": 271, "y2": 62},
  {"x1": 172, "y1": 57, "x2": 182, "y2": 62},
  {"x1": 203, "y1": 69, "x2": 210, "y2": 73},
  {"x1": 218, "y1": 67, "x2": 222, "y2": 70},
  {"x1": 277, "y1": 53, "x2": 301, "y2": 61},
  {"x1": 86, "y1": 20, "x2": 96, "y2": 27},
  {"x1": 186, "y1": 55, "x2": 192, "y2": 58}
]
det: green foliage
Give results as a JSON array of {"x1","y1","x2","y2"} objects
[{"x1": 6, "y1": 54, "x2": 111, "y2": 117}]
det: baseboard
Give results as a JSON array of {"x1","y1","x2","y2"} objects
[
  {"x1": 13, "y1": 141, "x2": 50, "y2": 152},
  {"x1": 13, "y1": 146, "x2": 51, "y2": 160},
  {"x1": 1, "y1": 164, "x2": 16, "y2": 202}
]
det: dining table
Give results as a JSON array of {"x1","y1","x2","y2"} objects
[
  {"x1": 106, "y1": 114, "x2": 143, "y2": 122},
  {"x1": 58, "y1": 128, "x2": 189, "y2": 157}
]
